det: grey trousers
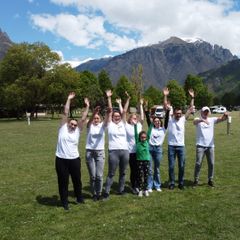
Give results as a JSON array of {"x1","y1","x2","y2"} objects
[
  {"x1": 194, "y1": 146, "x2": 215, "y2": 181},
  {"x1": 86, "y1": 150, "x2": 105, "y2": 196},
  {"x1": 104, "y1": 149, "x2": 129, "y2": 194}
]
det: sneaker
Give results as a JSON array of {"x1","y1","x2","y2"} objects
[
  {"x1": 156, "y1": 188, "x2": 162, "y2": 192},
  {"x1": 138, "y1": 191, "x2": 143, "y2": 197},
  {"x1": 144, "y1": 190, "x2": 149, "y2": 197},
  {"x1": 117, "y1": 191, "x2": 127, "y2": 196},
  {"x1": 193, "y1": 180, "x2": 198, "y2": 187},
  {"x1": 168, "y1": 184, "x2": 175, "y2": 190},
  {"x1": 92, "y1": 195, "x2": 98, "y2": 201},
  {"x1": 178, "y1": 184, "x2": 185, "y2": 190},
  {"x1": 148, "y1": 189, "x2": 153, "y2": 193},
  {"x1": 102, "y1": 192, "x2": 110, "y2": 201},
  {"x1": 132, "y1": 188, "x2": 139, "y2": 195},
  {"x1": 208, "y1": 180, "x2": 214, "y2": 187},
  {"x1": 63, "y1": 204, "x2": 69, "y2": 211},
  {"x1": 77, "y1": 197, "x2": 85, "y2": 204}
]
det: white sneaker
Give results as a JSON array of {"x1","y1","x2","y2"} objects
[
  {"x1": 156, "y1": 188, "x2": 162, "y2": 192},
  {"x1": 144, "y1": 190, "x2": 149, "y2": 197},
  {"x1": 148, "y1": 189, "x2": 153, "y2": 193},
  {"x1": 138, "y1": 191, "x2": 143, "y2": 197}
]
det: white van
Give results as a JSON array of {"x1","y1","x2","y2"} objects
[{"x1": 154, "y1": 106, "x2": 165, "y2": 118}]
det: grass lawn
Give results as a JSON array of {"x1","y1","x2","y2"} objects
[{"x1": 0, "y1": 112, "x2": 239, "y2": 240}]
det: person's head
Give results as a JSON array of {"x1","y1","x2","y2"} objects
[
  {"x1": 68, "y1": 118, "x2": 78, "y2": 131},
  {"x1": 152, "y1": 116, "x2": 163, "y2": 128},
  {"x1": 201, "y1": 106, "x2": 210, "y2": 119},
  {"x1": 128, "y1": 113, "x2": 138, "y2": 124},
  {"x1": 173, "y1": 107, "x2": 183, "y2": 120},
  {"x1": 139, "y1": 131, "x2": 147, "y2": 142},
  {"x1": 92, "y1": 113, "x2": 102, "y2": 125},
  {"x1": 112, "y1": 110, "x2": 122, "y2": 124}
]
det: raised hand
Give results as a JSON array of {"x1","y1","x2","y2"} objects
[
  {"x1": 125, "y1": 91, "x2": 130, "y2": 98},
  {"x1": 116, "y1": 98, "x2": 122, "y2": 104},
  {"x1": 68, "y1": 92, "x2": 76, "y2": 100},
  {"x1": 188, "y1": 89, "x2": 195, "y2": 98},
  {"x1": 84, "y1": 97, "x2": 90, "y2": 107},
  {"x1": 163, "y1": 87, "x2": 169, "y2": 96},
  {"x1": 106, "y1": 89, "x2": 112, "y2": 97},
  {"x1": 140, "y1": 98, "x2": 144, "y2": 105}
]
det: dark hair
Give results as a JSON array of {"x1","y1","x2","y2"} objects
[
  {"x1": 152, "y1": 116, "x2": 163, "y2": 127},
  {"x1": 139, "y1": 131, "x2": 147, "y2": 141},
  {"x1": 69, "y1": 118, "x2": 78, "y2": 122}
]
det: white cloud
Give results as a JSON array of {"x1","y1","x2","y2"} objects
[{"x1": 32, "y1": 0, "x2": 240, "y2": 55}]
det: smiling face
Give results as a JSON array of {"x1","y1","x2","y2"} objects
[
  {"x1": 68, "y1": 119, "x2": 78, "y2": 131},
  {"x1": 92, "y1": 114, "x2": 101, "y2": 125},
  {"x1": 174, "y1": 108, "x2": 182, "y2": 121},
  {"x1": 112, "y1": 111, "x2": 122, "y2": 124},
  {"x1": 128, "y1": 113, "x2": 138, "y2": 124},
  {"x1": 153, "y1": 117, "x2": 162, "y2": 128}
]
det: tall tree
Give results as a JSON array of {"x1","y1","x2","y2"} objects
[
  {"x1": 98, "y1": 70, "x2": 113, "y2": 93},
  {"x1": 143, "y1": 86, "x2": 163, "y2": 108},
  {"x1": 131, "y1": 64, "x2": 144, "y2": 102}
]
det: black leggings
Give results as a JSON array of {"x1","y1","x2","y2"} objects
[
  {"x1": 55, "y1": 156, "x2": 82, "y2": 205},
  {"x1": 136, "y1": 160, "x2": 150, "y2": 191}
]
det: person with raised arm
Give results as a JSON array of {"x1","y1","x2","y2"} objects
[
  {"x1": 103, "y1": 90, "x2": 129, "y2": 200},
  {"x1": 55, "y1": 92, "x2": 89, "y2": 210},
  {"x1": 193, "y1": 106, "x2": 229, "y2": 187},
  {"x1": 85, "y1": 106, "x2": 109, "y2": 201},
  {"x1": 117, "y1": 92, "x2": 144, "y2": 194},
  {"x1": 163, "y1": 87, "x2": 195, "y2": 190}
]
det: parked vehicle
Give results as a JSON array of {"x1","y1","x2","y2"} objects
[
  {"x1": 154, "y1": 105, "x2": 165, "y2": 118},
  {"x1": 212, "y1": 106, "x2": 227, "y2": 114}
]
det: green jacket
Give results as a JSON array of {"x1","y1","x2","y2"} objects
[{"x1": 134, "y1": 124, "x2": 151, "y2": 161}]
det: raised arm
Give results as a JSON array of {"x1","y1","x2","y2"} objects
[
  {"x1": 185, "y1": 89, "x2": 195, "y2": 120},
  {"x1": 163, "y1": 87, "x2": 169, "y2": 110},
  {"x1": 216, "y1": 112, "x2": 229, "y2": 123},
  {"x1": 106, "y1": 89, "x2": 113, "y2": 123},
  {"x1": 164, "y1": 107, "x2": 170, "y2": 130},
  {"x1": 139, "y1": 98, "x2": 144, "y2": 124},
  {"x1": 78, "y1": 97, "x2": 90, "y2": 130},
  {"x1": 61, "y1": 92, "x2": 75, "y2": 126},
  {"x1": 144, "y1": 100, "x2": 151, "y2": 127},
  {"x1": 116, "y1": 98, "x2": 123, "y2": 114},
  {"x1": 122, "y1": 91, "x2": 131, "y2": 122}
]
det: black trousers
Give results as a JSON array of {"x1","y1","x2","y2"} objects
[
  {"x1": 129, "y1": 153, "x2": 138, "y2": 189},
  {"x1": 136, "y1": 160, "x2": 150, "y2": 191},
  {"x1": 55, "y1": 156, "x2": 82, "y2": 205}
]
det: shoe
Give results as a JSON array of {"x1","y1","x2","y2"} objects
[
  {"x1": 148, "y1": 189, "x2": 153, "y2": 193},
  {"x1": 144, "y1": 190, "x2": 149, "y2": 197},
  {"x1": 178, "y1": 184, "x2": 184, "y2": 190},
  {"x1": 102, "y1": 192, "x2": 110, "y2": 201},
  {"x1": 117, "y1": 191, "x2": 127, "y2": 196},
  {"x1": 208, "y1": 180, "x2": 214, "y2": 187},
  {"x1": 193, "y1": 180, "x2": 198, "y2": 187},
  {"x1": 156, "y1": 188, "x2": 162, "y2": 192},
  {"x1": 63, "y1": 204, "x2": 69, "y2": 211},
  {"x1": 92, "y1": 195, "x2": 98, "y2": 201},
  {"x1": 138, "y1": 191, "x2": 143, "y2": 197},
  {"x1": 132, "y1": 188, "x2": 139, "y2": 195},
  {"x1": 168, "y1": 184, "x2": 175, "y2": 190},
  {"x1": 77, "y1": 197, "x2": 85, "y2": 204}
]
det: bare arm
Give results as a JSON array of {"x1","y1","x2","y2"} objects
[
  {"x1": 185, "y1": 89, "x2": 195, "y2": 120},
  {"x1": 216, "y1": 112, "x2": 229, "y2": 123},
  {"x1": 139, "y1": 98, "x2": 144, "y2": 124},
  {"x1": 116, "y1": 98, "x2": 123, "y2": 114},
  {"x1": 61, "y1": 92, "x2": 75, "y2": 126},
  {"x1": 78, "y1": 98, "x2": 90, "y2": 130},
  {"x1": 106, "y1": 89, "x2": 113, "y2": 123},
  {"x1": 193, "y1": 118, "x2": 209, "y2": 125},
  {"x1": 122, "y1": 91, "x2": 130, "y2": 123},
  {"x1": 163, "y1": 87, "x2": 169, "y2": 110}
]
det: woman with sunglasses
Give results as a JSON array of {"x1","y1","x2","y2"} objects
[
  {"x1": 55, "y1": 92, "x2": 89, "y2": 210},
  {"x1": 85, "y1": 106, "x2": 109, "y2": 201}
]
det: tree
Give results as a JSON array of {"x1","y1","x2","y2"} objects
[
  {"x1": 98, "y1": 70, "x2": 113, "y2": 93},
  {"x1": 0, "y1": 42, "x2": 60, "y2": 117},
  {"x1": 184, "y1": 74, "x2": 212, "y2": 108},
  {"x1": 114, "y1": 75, "x2": 136, "y2": 107},
  {"x1": 131, "y1": 64, "x2": 144, "y2": 103},
  {"x1": 167, "y1": 80, "x2": 186, "y2": 109},
  {"x1": 143, "y1": 86, "x2": 163, "y2": 107}
]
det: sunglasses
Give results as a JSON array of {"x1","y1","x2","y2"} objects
[{"x1": 70, "y1": 123, "x2": 78, "y2": 127}]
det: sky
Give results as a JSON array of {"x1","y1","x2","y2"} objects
[{"x1": 1, "y1": 0, "x2": 240, "y2": 67}]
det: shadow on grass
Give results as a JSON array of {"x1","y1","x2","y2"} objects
[
  {"x1": 36, "y1": 195, "x2": 61, "y2": 207},
  {"x1": 161, "y1": 179, "x2": 196, "y2": 189}
]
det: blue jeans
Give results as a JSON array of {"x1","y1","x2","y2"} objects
[
  {"x1": 148, "y1": 145, "x2": 163, "y2": 189},
  {"x1": 168, "y1": 145, "x2": 185, "y2": 185}
]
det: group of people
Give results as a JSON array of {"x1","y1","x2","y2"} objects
[{"x1": 55, "y1": 89, "x2": 229, "y2": 210}]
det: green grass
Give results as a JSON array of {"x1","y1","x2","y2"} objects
[{"x1": 0, "y1": 112, "x2": 239, "y2": 240}]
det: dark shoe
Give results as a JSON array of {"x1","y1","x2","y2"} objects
[
  {"x1": 117, "y1": 191, "x2": 127, "y2": 195},
  {"x1": 63, "y1": 204, "x2": 69, "y2": 211},
  {"x1": 92, "y1": 195, "x2": 98, "y2": 201},
  {"x1": 102, "y1": 192, "x2": 110, "y2": 201},
  {"x1": 193, "y1": 180, "x2": 198, "y2": 187},
  {"x1": 208, "y1": 180, "x2": 214, "y2": 187},
  {"x1": 168, "y1": 184, "x2": 175, "y2": 190},
  {"x1": 178, "y1": 184, "x2": 185, "y2": 190},
  {"x1": 77, "y1": 197, "x2": 85, "y2": 204}
]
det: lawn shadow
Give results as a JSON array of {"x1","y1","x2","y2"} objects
[{"x1": 36, "y1": 195, "x2": 61, "y2": 207}]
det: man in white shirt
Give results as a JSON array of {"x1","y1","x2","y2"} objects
[{"x1": 193, "y1": 106, "x2": 229, "y2": 187}]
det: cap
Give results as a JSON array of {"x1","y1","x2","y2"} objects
[{"x1": 201, "y1": 106, "x2": 210, "y2": 112}]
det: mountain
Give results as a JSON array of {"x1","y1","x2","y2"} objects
[
  {"x1": 76, "y1": 36, "x2": 237, "y2": 88},
  {"x1": 199, "y1": 59, "x2": 240, "y2": 96},
  {"x1": 0, "y1": 28, "x2": 13, "y2": 60}
]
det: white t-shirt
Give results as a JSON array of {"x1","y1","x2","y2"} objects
[
  {"x1": 56, "y1": 123, "x2": 80, "y2": 159},
  {"x1": 168, "y1": 115, "x2": 186, "y2": 146},
  {"x1": 195, "y1": 117, "x2": 218, "y2": 147},
  {"x1": 86, "y1": 122, "x2": 105, "y2": 150},
  {"x1": 107, "y1": 121, "x2": 128, "y2": 150},
  {"x1": 125, "y1": 122, "x2": 142, "y2": 153},
  {"x1": 149, "y1": 126, "x2": 167, "y2": 146}
]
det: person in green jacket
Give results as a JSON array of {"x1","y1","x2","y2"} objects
[{"x1": 134, "y1": 124, "x2": 151, "y2": 197}]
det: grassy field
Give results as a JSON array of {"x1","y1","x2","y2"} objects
[{"x1": 0, "y1": 112, "x2": 239, "y2": 240}]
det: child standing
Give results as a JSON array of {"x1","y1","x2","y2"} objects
[{"x1": 134, "y1": 124, "x2": 151, "y2": 197}]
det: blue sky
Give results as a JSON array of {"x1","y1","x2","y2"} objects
[{"x1": 1, "y1": 0, "x2": 240, "y2": 67}]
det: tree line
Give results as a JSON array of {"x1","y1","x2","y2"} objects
[{"x1": 0, "y1": 42, "x2": 213, "y2": 118}]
